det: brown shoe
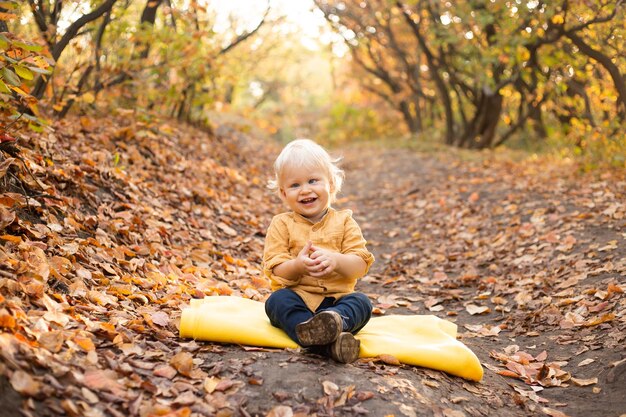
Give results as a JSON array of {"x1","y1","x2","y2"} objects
[
  {"x1": 330, "y1": 332, "x2": 360, "y2": 364},
  {"x1": 296, "y1": 310, "x2": 343, "y2": 346}
]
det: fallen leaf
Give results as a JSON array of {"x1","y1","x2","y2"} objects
[
  {"x1": 266, "y1": 406, "x2": 293, "y2": 417},
  {"x1": 354, "y1": 391, "x2": 375, "y2": 401},
  {"x1": 465, "y1": 304, "x2": 490, "y2": 315},
  {"x1": 0, "y1": 310, "x2": 17, "y2": 330},
  {"x1": 423, "y1": 380, "x2": 439, "y2": 388},
  {"x1": 400, "y1": 403, "x2": 418, "y2": 417},
  {"x1": 217, "y1": 222, "x2": 237, "y2": 236},
  {"x1": 173, "y1": 391, "x2": 198, "y2": 406},
  {"x1": 204, "y1": 377, "x2": 219, "y2": 394},
  {"x1": 214, "y1": 379, "x2": 236, "y2": 392},
  {"x1": 541, "y1": 407, "x2": 570, "y2": 417},
  {"x1": 170, "y1": 351, "x2": 194, "y2": 377},
  {"x1": 378, "y1": 354, "x2": 402, "y2": 366},
  {"x1": 10, "y1": 370, "x2": 41, "y2": 396},
  {"x1": 443, "y1": 408, "x2": 466, "y2": 417},
  {"x1": 150, "y1": 311, "x2": 170, "y2": 327},
  {"x1": 38, "y1": 330, "x2": 65, "y2": 353},
  {"x1": 571, "y1": 377, "x2": 598, "y2": 386},
  {"x1": 322, "y1": 380, "x2": 339, "y2": 395},
  {"x1": 377, "y1": 294, "x2": 399, "y2": 308},
  {"x1": 0, "y1": 207, "x2": 16, "y2": 229},
  {"x1": 154, "y1": 365, "x2": 178, "y2": 380},
  {"x1": 81, "y1": 369, "x2": 124, "y2": 396},
  {"x1": 248, "y1": 376, "x2": 263, "y2": 385},
  {"x1": 74, "y1": 334, "x2": 96, "y2": 352}
]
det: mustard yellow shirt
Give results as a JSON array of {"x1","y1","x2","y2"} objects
[{"x1": 263, "y1": 207, "x2": 375, "y2": 311}]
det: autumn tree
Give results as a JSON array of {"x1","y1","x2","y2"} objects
[
  {"x1": 314, "y1": 0, "x2": 625, "y2": 149},
  {"x1": 26, "y1": 0, "x2": 118, "y2": 100},
  {"x1": 0, "y1": 2, "x2": 52, "y2": 132},
  {"x1": 7, "y1": 0, "x2": 274, "y2": 122}
]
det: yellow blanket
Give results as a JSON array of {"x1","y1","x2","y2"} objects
[{"x1": 179, "y1": 296, "x2": 483, "y2": 381}]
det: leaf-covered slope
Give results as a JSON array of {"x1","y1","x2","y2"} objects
[{"x1": 1, "y1": 114, "x2": 278, "y2": 415}]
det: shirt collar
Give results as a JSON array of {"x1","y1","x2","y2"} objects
[{"x1": 294, "y1": 207, "x2": 333, "y2": 224}]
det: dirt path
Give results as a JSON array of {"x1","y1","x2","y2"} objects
[{"x1": 338, "y1": 145, "x2": 625, "y2": 417}]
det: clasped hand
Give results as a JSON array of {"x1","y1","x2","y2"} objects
[{"x1": 297, "y1": 241, "x2": 337, "y2": 277}]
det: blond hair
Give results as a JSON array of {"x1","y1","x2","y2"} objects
[{"x1": 269, "y1": 139, "x2": 344, "y2": 202}]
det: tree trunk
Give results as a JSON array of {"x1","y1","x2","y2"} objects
[
  {"x1": 399, "y1": 101, "x2": 420, "y2": 133},
  {"x1": 138, "y1": 0, "x2": 164, "y2": 58},
  {"x1": 31, "y1": 0, "x2": 118, "y2": 99},
  {"x1": 0, "y1": 6, "x2": 8, "y2": 32},
  {"x1": 458, "y1": 89, "x2": 503, "y2": 149},
  {"x1": 397, "y1": 1, "x2": 455, "y2": 144}
]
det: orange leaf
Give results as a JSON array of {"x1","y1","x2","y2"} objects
[
  {"x1": 583, "y1": 313, "x2": 615, "y2": 327},
  {"x1": 26, "y1": 246, "x2": 50, "y2": 281},
  {"x1": 377, "y1": 354, "x2": 401, "y2": 366},
  {"x1": 497, "y1": 369, "x2": 521, "y2": 378},
  {"x1": 248, "y1": 377, "x2": 264, "y2": 385},
  {"x1": 74, "y1": 334, "x2": 96, "y2": 351},
  {"x1": 251, "y1": 275, "x2": 270, "y2": 289},
  {"x1": 49, "y1": 256, "x2": 72, "y2": 277},
  {"x1": 214, "y1": 283, "x2": 233, "y2": 296},
  {"x1": 99, "y1": 322, "x2": 116, "y2": 333},
  {"x1": 0, "y1": 234, "x2": 22, "y2": 243},
  {"x1": 0, "y1": 311, "x2": 16, "y2": 329},
  {"x1": 607, "y1": 283, "x2": 623, "y2": 297},
  {"x1": 170, "y1": 351, "x2": 194, "y2": 377},
  {"x1": 108, "y1": 284, "x2": 133, "y2": 296}
]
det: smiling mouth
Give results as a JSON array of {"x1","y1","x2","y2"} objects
[{"x1": 299, "y1": 197, "x2": 317, "y2": 204}]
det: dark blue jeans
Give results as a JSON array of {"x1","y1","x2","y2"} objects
[{"x1": 265, "y1": 288, "x2": 373, "y2": 345}]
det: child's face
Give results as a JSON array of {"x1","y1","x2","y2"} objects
[{"x1": 279, "y1": 163, "x2": 332, "y2": 223}]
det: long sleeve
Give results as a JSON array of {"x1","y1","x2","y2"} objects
[
  {"x1": 263, "y1": 216, "x2": 299, "y2": 289},
  {"x1": 341, "y1": 213, "x2": 375, "y2": 274}
]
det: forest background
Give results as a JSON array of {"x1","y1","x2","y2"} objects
[
  {"x1": 2, "y1": 0, "x2": 625, "y2": 163},
  {"x1": 0, "y1": 1, "x2": 625, "y2": 416}
]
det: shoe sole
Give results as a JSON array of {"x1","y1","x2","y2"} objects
[
  {"x1": 332, "y1": 333, "x2": 360, "y2": 364},
  {"x1": 295, "y1": 311, "x2": 342, "y2": 346}
]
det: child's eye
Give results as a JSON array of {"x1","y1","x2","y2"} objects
[
  {"x1": 309, "y1": 179, "x2": 318, "y2": 184},
  {"x1": 290, "y1": 183, "x2": 299, "y2": 188}
]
